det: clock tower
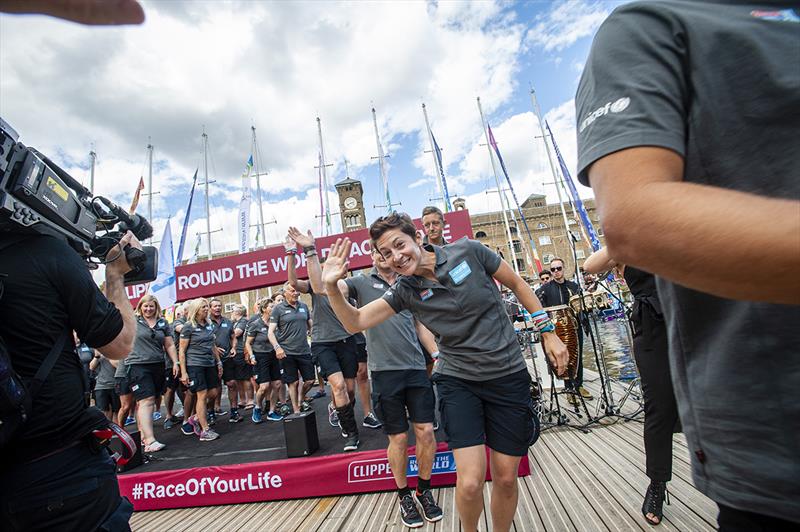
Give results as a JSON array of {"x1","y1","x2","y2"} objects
[{"x1": 335, "y1": 177, "x2": 366, "y2": 232}]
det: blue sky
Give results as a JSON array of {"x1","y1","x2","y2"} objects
[{"x1": 0, "y1": 0, "x2": 625, "y2": 258}]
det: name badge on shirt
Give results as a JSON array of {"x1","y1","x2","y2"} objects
[
  {"x1": 373, "y1": 283, "x2": 385, "y2": 289},
  {"x1": 299, "y1": 308, "x2": 306, "y2": 313},
  {"x1": 221, "y1": 323, "x2": 228, "y2": 328},
  {"x1": 284, "y1": 310, "x2": 291, "y2": 314},
  {"x1": 419, "y1": 288, "x2": 433, "y2": 301},
  {"x1": 449, "y1": 260, "x2": 472, "y2": 285}
]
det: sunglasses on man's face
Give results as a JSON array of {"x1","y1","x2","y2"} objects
[{"x1": 550, "y1": 266, "x2": 563, "y2": 272}]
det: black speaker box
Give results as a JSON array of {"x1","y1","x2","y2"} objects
[
  {"x1": 283, "y1": 411, "x2": 319, "y2": 458},
  {"x1": 109, "y1": 429, "x2": 143, "y2": 472}
]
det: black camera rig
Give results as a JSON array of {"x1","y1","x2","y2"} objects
[{"x1": 0, "y1": 117, "x2": 157, "y2": 285}]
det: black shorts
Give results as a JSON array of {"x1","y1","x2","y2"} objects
[
  {"x1": 93, "y1": 387, "x2": 120, "y2": 413},
  {"x1": 433, "y1": 368, "x2": 536, "y2": 457},
  {"x1": 128, "y1": 363, "x2": 166, "y2": 400},
  {"x1": 187, "y1": 365, "x2": 220, "y2": 392},
  {"x1": 372, "y1": 369, "x2": 435, "y2": 435},
  {"x1": 253, "y1": 351, "x2": 282, "y2": 384},
  {"x1": 312, "y1": 337, "x2": 358, "y2": 380},
  {"x1": 222, "y1": 357, "x2": 251, "y2": 383},
  {"x1": 281, "y1": 354, "x2": 315, "y2": 384},
  {"x1": 164, "y1": 366, "x2": 183, "y2": 391},
  {"x1": 114, "y1": 376, "x2": 132, "y2": 396},
  {"x1": 355, "y1": 341, "x2": 368, "y2": 364}
]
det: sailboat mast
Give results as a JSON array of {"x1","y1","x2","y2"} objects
[
  {"x1": 422, "y1": 103, "x2": 446, "y2": 213},
  {"x1": 147, "y1": 140, "x2": 153, "y2": 243},
  {"x1": 316, "y1": 117, "x2": 332, "y2": 236},
  {"x1": 477, "y1": 97, "x2": 519, "y2": 274},
  {"x1": 251, "y1": 126, "x2": 267, "y2": 247},
  {"x1": 89, "y1": 147, "x2": 96, "y2": 194},
  {"x1": 530, "y1": 88, "x2": 575, "y2": 276},
  {"x1": 202, "y1": 129, "x2": 212, "y2": 260},
  {"x1": 372, "y1": 107, "x2": 392, "y2": 213}
]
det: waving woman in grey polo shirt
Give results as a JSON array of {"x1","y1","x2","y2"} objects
[
  {"x1": 323, "y1": 212, "x2": 568, "y2": 532},
  {"x1": 126, "y1": 294, "x2": 178, "y2": 453},
  {"x1": 179, "y1": 297, "x2": 222, "y2": 442}
]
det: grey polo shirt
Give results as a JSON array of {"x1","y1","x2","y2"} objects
[
  {"x1": 125, "y1": 316, "x2": 171, "y2": 365},
  {"x1": 114, "y1": 359, "x2": 128, "y2": 379},
  {"x1": 269, "y1": 301, "x2": 311, "y2": 356},
  {"x1": 211, "y1": 316, "x2": 234, "y2": 356},
  {"x1": 94, "y1": 357, "x2": 116, "y2": 390},
  {"x1": 308, "y1": 287, "x2": 350, "y2": 343},
  {"x1": 576, "y1": 1, "x2": 800, "y2": 521},
  {"x1": 247, "y1": 317, "x2": 273, "y2": 353},
  {"x1": 382, "y1": 238, "x2": 525, "y2": 381},
  {"x1": 233, "y1": 317, "x2": 248, "y2": 357},
  {"x1": 180, "y1": 320, "x2": 216, "y2": 367},
  {"x1": 346, "y1": 269, "x2": 426, "y2": 372}
]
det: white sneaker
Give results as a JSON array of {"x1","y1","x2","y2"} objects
[{"x1": 144, "y1": 440, "x2": 166, "y2": 452}]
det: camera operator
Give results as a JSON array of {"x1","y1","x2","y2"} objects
[{"x1": 0, "y1": 230, "x2": 140, "y2": 531}]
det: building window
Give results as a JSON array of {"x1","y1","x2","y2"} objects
[
  {"x1": 575, "y1": 249, "x2": 586, "y2": 259},
  {"x1": 536, "y1": 222, "x2": 548, "y2": 229},
  {"x1": 515, "y1": 258, "x2": 526, "y2": 272},
  {"x1": 568, "y1": 218, "x2": 577, "y2": 225},
  {"x1": 543, "y1": 253, "x2": 554, "y2": 264},
  {"x1": 539, "y1": 235, "x2": 552, "y2": 246},
  {"x1": 512, "y1": 240, "x2": 522, "y2": 253},
  {"x1": 572, "y1": 230, "x2": 582, "y2": 241},
  {"x1": 509, "y1": 226, "x2": 518, "y2": 235},
  {"x1": 475, "y1": 231, "x2": 487, "y2": 239},
  {"x1": 596, "y1": 226, "x2": 604, "y2": 236}
]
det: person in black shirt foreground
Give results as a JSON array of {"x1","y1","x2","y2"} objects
[
  {"x1": 0, "y1": 231, "x2": 141, "y2": 531},
  {"x1": 585, "y1": 247, "x2": 679, "y2": 525},
  {"x1": 321, "y1": 213, "x2": 568, "y2": 532},
  {"x1": 536, "y1": 257, "x2": 593, "y2": 402}
]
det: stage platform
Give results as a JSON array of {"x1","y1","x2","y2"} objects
[
  {"x1": 117, "y1": 390, "x2": 530, "y2": 511},
  {"x1": 126, "y1": 394, "x2": 402, "y2": 473}
]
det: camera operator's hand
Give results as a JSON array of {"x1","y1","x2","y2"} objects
[
  {"x1": 0, "y1": 0, "x2": 145, "y2": 26},
  {"x1": 105, "y1": 231, "x2": 142, "y2": 277}
]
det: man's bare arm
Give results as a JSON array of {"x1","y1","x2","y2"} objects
[
  {"x1": 287, "y1": 252, "x2": 310, "y2": 293},
  {"x1": 415, "y1": 320, "x2": 438, "y2": 355},
  {"x1": 583, "y1": 247, "x2": 617, "y2": 274},
  {"x1": 589, "y1": 147, "x2": 800, "y2": 303},
  {"x1": 97, "y1": 232, "x2": 138, "y2": 360}
]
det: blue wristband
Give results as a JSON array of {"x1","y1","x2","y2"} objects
[
  {"x1": 540, "y1": 322, "x2": 555, "y2": 333},
  {"x1": 531, "y1": 310, "x2": 547, "y2": 318}
]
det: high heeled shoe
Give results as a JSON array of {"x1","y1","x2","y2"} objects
[{"x1": 642, "y1": 480, "x2": 669, "y2": 525}]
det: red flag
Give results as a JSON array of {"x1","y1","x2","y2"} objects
[{"x1": 129, "y1": 176, "x2": 145, "y2": 214}]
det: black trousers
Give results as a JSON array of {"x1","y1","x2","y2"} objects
[
  {"x1": 632, "y1": 304, "x2": 679, "y2": 482},
  {"x1": 0, "y1": 440, "x2": 132, "y2": 531},
  {"x1": 718, "y1": 504, "x2": 799, "y2": 532}
]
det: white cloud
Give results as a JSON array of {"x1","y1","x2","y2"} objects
[
  {"x1": 409, "y1": 177, "x2": 433, "y2": 189},
  {"x1": 524, "y1": 0, "x2": 610, "y2": 52}
]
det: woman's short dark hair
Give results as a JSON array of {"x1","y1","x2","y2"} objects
[
  {"x1": 259, "y1": 298, "x2": 274, "y2": 313},
  {"x1": 369, "y1": 212, "x2": 418, "y2": 245}
]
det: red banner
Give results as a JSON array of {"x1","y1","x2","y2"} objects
[
  {"x1": 126, "y1": 209, "x2": 473, "y2": 304},
  {"x1": 119, "y1": 442, "x2": 530, "y2": 511}
]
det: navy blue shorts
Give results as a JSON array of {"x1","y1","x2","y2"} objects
[
  {"x1": 372, "y1": 369, "x2": 435, "y2": 435},
  {"x1": 281, "y1": 354, "x2": 315, "y2": 384},
  {"x1": 433, "y1": 368, "x2": 537, "y2": 456},
  {"x1": 312, "y1": 337, "x2": 358, "y2": 379},
  {"x1": 187, "y1": 365, "x2": 220, "y2": 392},
  {"x1": 128, "y1": 363, "x2": 165, "y2": 400}
]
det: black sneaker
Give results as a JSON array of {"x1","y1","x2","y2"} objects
[
  {"x1": 229, "y1": 411, "x2": 242, "y2": 423},
  {"x1": 343, "y1": 434, "x2": 360, "y2": 452},
  {"x1": 362, "y1": 413, "x2": 382, "y2": 429},
  {"x1": 415, "y1": 489, "x2": 443, "y2": 522},
  {"x1": 399, "y1": 493, "x2": 424, "y2": 528}
]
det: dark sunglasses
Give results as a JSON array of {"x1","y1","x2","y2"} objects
[{"x1": 550, "y1": 266, "x2": 563, "y2": 272}]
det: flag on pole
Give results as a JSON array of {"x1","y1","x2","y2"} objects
[
  {"x1": 189, "y1": 233, "x2": 201, "y2": 264},
  {"x1": 129, "y1": 176, "x2": 145, "y2": 214},
  {"x1": 175, "y1": 169, "x2": 198, "y2": 265},
  {"x1": 429, "y1": 131, "x2": 453, "y2": 213},
  {"x1": 487, "y1": 125, "x2": 542, "y2": 272},
  {"x1": 238, "y1": 155, "x2": 253, "y2": 254},
  {"x1": 546, "y1": 121, "x2": 602, "y2": 252},
  {"x1": 149, "y1": 218, "x2": 176, "y2": 308}
]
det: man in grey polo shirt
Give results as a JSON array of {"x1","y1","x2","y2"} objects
[
  {"x1": 287, "y1": 228, "x2": 379, "y2": 452},
  {"x1": 338, "y1": 248, "x2": 444, "y2": 527},
  {"x1": 576, "y1": 1, "x2": 799, "y2": 528},
  {"x1": 421, "y1": 205, "x2": 448, "y2": 246}
]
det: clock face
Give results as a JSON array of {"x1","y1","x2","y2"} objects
[{"x1": 344, "y1": 197, "x2": 358, "y2": 209}]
